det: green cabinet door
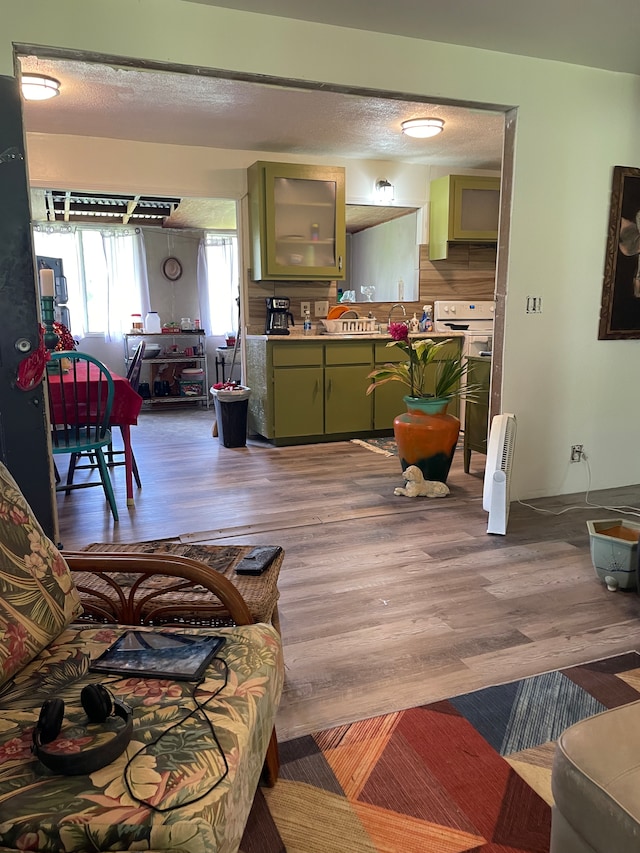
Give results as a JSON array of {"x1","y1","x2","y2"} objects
[
  {"x1": 248, "y1": 160, "x2": 346, "y2": 281},
  {"x1": 463, "y1": 356, "x2": 491, "y2": 472},
  {"x1": 372, "y1": 340, "x2": 407, "y2": 429},
  {"x1": 429, "y1": 175, "x2": 500, "y2": 260},
  {"x1": 373, "y1": 381, "x2": 407, "y2": 430},
  {"x1": 325, "y1": 365, "x2": 373, "y2": 434},
  {"x1": 273, "y1": 366, "x2": 324, "y2": 437},
  {"x1": 425, "y1": 338, "x2": 462, "y2": 418},
  {"x1": 371, "y1": 337, "x2": 463, "y2": 424}
]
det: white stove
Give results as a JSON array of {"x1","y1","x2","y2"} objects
[
  {"x1": 433, "y1": 300, "x2": 494, "y2": 429},
  {"x1": 433, "y1": 300, "x2": 494, "y2": 354}
]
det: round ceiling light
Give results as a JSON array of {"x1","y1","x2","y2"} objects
[
  {"x1": 401, "y1": 118, "x2": 444, "y2": 139},
  {"x1": 21, "y1": 74, "x2": 61, "y2": 101}
]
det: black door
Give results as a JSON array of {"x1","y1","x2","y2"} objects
[{"x1": 0, "y1": 74, "x2": 56, "y2": 539}]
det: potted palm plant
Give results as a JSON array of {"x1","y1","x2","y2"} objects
[{"x1": 366, "y1": 323, "x2": 477, "y2": 483}]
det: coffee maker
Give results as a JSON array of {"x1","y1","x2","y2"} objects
[{"x1": 265, "y1": 297, "x2": 295, "y2": 335}]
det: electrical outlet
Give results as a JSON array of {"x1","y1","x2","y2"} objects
[
  {"x1": 526, "y1": 296, "x2": 543, "y2": 314},
  {"x1": 570, "y1": 444, "x2": 584, "y2": 463},
  {"x1": 300, "y1": 301, "x2": 311, "y2": 318},
  {"x1": 315, "y1": 300, "x2": 329, "y2": 317}
]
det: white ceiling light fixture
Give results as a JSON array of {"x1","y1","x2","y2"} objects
[
  {"x1": 375, "y1": 179, "x2": 394, "y2": 204},
  {"x1": 21, "y1": 74, "x2": 61, "y2": 101},
  {"x1": 401, "y1": 117, "x2": 444, "y2": 138}
]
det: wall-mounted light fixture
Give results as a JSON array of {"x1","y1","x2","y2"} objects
[
  {"x1": 401, "y1": 117, "x2": 444, "y2": 138},
  {"x1": 21, "y1": 74, "x2": 61, "y2": 101},
  {"x1": 375, "y1": 179, "x2": 395, "y2": 204}
]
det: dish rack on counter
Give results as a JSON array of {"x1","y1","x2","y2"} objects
[{"x1": 320, "y1": 317, "x2": 378, "y2": 335}]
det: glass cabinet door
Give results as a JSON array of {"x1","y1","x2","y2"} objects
[{"x1": 261, "y1": 162, "x2": 345, "y2": 280}]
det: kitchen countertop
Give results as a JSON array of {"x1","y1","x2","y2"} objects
[{"x1": 246, "y1": 331, "x2": 464, "y2": 341}]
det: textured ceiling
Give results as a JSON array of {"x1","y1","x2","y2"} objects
[
  {"x1": 18, "y1": 57, "x2": 504, "y2": 169},
  {"x1": 18, "y1": 46, "x2": 505, "y2": 230}
]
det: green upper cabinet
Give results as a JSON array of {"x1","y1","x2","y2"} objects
[
  {"x1": 248, "y1": 161, "x2": 346, "y2": 281},
  {"x1": 428, "y1": 175, "x2": 500, "y2": 260}
]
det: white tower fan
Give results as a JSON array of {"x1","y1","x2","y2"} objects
[{"x1": 483, "y1": 413, "x2": 517, "y2": 535}]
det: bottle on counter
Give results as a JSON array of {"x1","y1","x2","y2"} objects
[
  {"x1": 409, "y1": 312, "x2": 420, "y2": 333},
  {"x1": 303, "y1": 310, "x2": 312, "y2": 335},
  {"x1": 420, "y1": 305, "x2": 433, "y2": 332}
]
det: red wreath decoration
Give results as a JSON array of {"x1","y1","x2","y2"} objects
[
  {"x1": 16, "y1": 325, "x2": 50, "y2": 391},
  {"x1": 52, "y1": 321, "x2": 78, "y2": 351},
  {"x1": 15, "y1": 323, "x2": 78, "y2": 392}
]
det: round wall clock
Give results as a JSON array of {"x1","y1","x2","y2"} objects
[{"x1": 162, "y1": 256, "x2": 183, "y2": 281}]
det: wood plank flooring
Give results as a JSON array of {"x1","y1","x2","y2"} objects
[{"x1": 56, "y1": 407, "x2": 640, "y2": 741}]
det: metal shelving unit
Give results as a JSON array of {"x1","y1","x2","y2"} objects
[{"x1": 124, "y1": 331, "x2": 209, "y2": 407}]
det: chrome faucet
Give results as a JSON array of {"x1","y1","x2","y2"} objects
[{"x1": 388, "y1": 303, "x2": 407, "y2": 325}]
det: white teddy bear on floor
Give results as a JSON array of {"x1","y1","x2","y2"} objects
[{"x1": 394, "y1": 465, "x2": 450, "y2": 498}]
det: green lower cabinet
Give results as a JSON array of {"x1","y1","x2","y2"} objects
[
  {"x1": 373, "y1": 381, "x2": 407, "y2": 430},
  {"x1": 463, "y1": 356, "x2": 491, "y2": 472},
  {"x1": 273, "y1": 366, "x2": 324, "y2": 437},
  {"x1": 372, "y1": 341, "x2": 407, "y2": 428},
  {"x1": 371, "y1": 339, "x2": 463, "y2": 427},
  {"x1": 247, "y1": 336, "x2": 464, "y2": 444},
  {"x1": 325, "y1": 365, "x2": 373, "y2": 433}
]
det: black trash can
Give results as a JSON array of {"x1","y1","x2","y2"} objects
[{"x1": 211, "y1": 386, "x2": 250, "y2": 448}]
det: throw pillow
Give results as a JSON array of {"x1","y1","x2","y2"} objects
[{"x1": 0, "y1": 461, "x2": 82, "y2": 686}]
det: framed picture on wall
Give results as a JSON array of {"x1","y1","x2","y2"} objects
[{"x1": 599, "y1": 165, "x2": 640, "y2": 339}]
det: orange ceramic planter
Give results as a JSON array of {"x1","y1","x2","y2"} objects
[{"x1": 393, "y1": 396, "x2": 460, "y2": 483}]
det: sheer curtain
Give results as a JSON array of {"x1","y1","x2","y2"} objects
[
  {"x1": 32, "y1": 226, "x2": 86, "y2": 336},
  {"x1": 196, "y1": 240, "x2": 211, "y2": 335},
  {"x1": 199, "y1": 234, "x2": 238, "y2": 336},
  {"x1": 33, "y1": 225, "x2": 150, "y2": 342},
  {"x1": 100, "y1": 228, "x2": 149, "y2": 342}
]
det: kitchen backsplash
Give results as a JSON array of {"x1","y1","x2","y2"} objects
[{"x1": 245, "y1": 242, "x2": 497, "y2": 334}]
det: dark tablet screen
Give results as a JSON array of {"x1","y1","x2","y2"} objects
[{"x1": 89, "y1": 630, "x2": 225, "y2": 681}]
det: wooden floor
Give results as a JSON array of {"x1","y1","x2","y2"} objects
[{"x1": 56, "y1": 407, "x2": 640, "y2": 741}]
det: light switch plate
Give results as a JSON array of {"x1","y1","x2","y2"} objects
[{"x1": 315, "y1": 300, "x2": 329, "y2": 317}]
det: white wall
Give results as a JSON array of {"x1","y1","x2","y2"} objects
[
  {"x1": 5, "y1": 0, "x2": 640, "y2": 500},
  {"x1": 72, "y1": 227, "x2": 222, "y2": 384},
  {"x1": 24, "y1": 133, "x2": 430, "y2": 209},
  {"x1": 142, "y1": 229, "x2": 202, "y2": 326}
]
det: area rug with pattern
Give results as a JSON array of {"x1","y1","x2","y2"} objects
[
  {"x1": 240, "y1": 651, "x2": 640, "y2": 853},
  {"x1": 350, "y1": 436, "x2": 398, "y2": 456}
]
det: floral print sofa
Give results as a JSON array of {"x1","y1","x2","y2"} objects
[{"x1": 0, "y1": 461, "x2": 283, "y2": 853}]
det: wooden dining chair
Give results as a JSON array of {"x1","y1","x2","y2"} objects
[
  {"x1": 67, "y1": 340, "x2": 145, "y2": 490},
  {"x1": 47, "y1": 350, "x2": 118, "y2": 521}
]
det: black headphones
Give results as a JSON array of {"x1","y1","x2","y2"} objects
[{"x1": 32, "y1": 684, "x2": 133, "y2": 776}]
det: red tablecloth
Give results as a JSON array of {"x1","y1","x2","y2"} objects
[
  {"x1": 48, "y1": 362, "x2": 142, "y2": 425},
  {"x1": 48, "y1": 362, "x2": 142, "y2": 506}
]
